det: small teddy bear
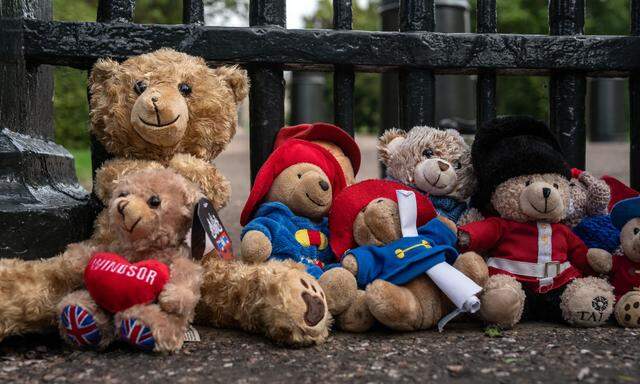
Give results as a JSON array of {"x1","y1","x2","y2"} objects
[
  {"x1": 330, "y1": 179, "x2": 489, "y2": 331},
  {"x1": 458, "y1": 116, "x2": 615, "y2": 328},
  {"x1": 57, "y1": 168, "x2": 204, "y2": 352},
  {"x1": 378, "y1": 126, "x2": 477, "y2": 224},
  {"x1": 565, "y1": 169, "x2": 620, "y2": 253},
  {"x1": 587, "y1": 196, "x2": 640, "y2": 327}
]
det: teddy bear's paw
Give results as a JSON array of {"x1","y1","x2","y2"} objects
[
  {"x1": 365, "y1": 280, "x2": 421, "y2": 331},
  {"x1": 560, "y1": 277, "x2": 614, "y2": 327},
  {"x1": 118, "y1": 318, "x2": 156, "y2": 351},
  {"x1": 59, "y1": 305, "x2": 102, "y2": 348},
  {"x1": 318, "y1": 267, "x2": 357, "y2": 315},
  {"x1": 479, "y1": 275, "x2": 525, "y2": 328},
  {"x1": 615, "y1": 291, "x2": 640, "y2": 328},
  {"x1": 264, "y1": 271, "x2": 331, "y2": 346},
  {"x1": 453, "y1": 252, "x2": 489, "y2": 287},
  {"x1": 116, "y1": 304, "x2": 186, "y2": 353},
  {"x1": 336, "y1": 290, "x2": 375, "y2": 333}
]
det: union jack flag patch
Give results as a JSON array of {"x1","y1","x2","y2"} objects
[
  {"x1": 119, "y1": 318, "x2": 155, "y2": 351},
  {"x1": 60, "y1": 305, "x2": 101, "y2": 347}
]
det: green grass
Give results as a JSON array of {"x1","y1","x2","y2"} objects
[{"x1": 69, "y1": 148, "x2": 92, "y2": 190}]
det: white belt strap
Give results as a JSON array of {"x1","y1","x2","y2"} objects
[{"x1": 487, "y1": 258, "x2": 571, "y2": 280}]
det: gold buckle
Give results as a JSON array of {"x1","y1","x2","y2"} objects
[{"x1": 544, "y1": 261, "x2": 561, "y2": 278}]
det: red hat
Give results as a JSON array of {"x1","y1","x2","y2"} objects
[
  {"x1": 273, "y1": 123, "x2": 361, "y2": 176},
  {"x1": 329, "y1": 179, "x2": 437, "y2": 259},
  {"x1": 240, "y1": 139, "x2": 347, "y2": 226}
]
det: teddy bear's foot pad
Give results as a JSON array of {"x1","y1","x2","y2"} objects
[
  {"x1": 119, "y1": 318, "x2": 155, "y2": 351},
  {"x1": 60, "y1": 305, "x2": 102, "y2": 347},
  {"x1": 616, "y1": 293, "x2": 640, "y2": 328}
]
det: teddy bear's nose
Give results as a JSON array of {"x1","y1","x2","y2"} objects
[
  {"x1": 151, "y1": 95, "x2": 159, "y2": 103},
  {"x1": 542, "y1": 187, "x2": 551, "y2": 199},
  {"x1": 438, "y1": 160, "x2": 449, "y2": 172},
  {"x1": 319, "y1": 180, "x2": 330, "y2": 191}
]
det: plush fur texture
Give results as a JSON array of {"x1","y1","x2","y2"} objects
[
  {"x1": 196, "y1": 257, "x2": 331, "y2": 346},
  {"x1": 564, "y1": 172, "x2": 610, "y2": 228},
  {"x1": 0, "y1": 49, "x2": 246, "y2": 342},
  {"x1": 378, "y1": 127, "x2": 476, "y2": 203},
  {"x1": 341, "y1": 197, "x2": 489, "y2": 331},
  {"x1": 56, "y1": 169, "x2": 204, "y2": 352}
]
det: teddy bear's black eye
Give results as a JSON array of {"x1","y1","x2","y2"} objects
[
  {"x1": 553, "y1": 183, "x2": 559, "y2": 189},
  {"x1": 297, "y1": 173, "x2": 302, "y2": 179},
  {"x1": 525, "y1": 180, "x2": 532, "y2": 186},
  {"x1": 178, "y1": 83, "x2": 192, "y2": 96},
  {"x1": 422, "y1": 149, "x2": 434, "y2": 158},
  {"x1": 118, "y1": 191, "x2": 129, "y2": 198},
  {"x1": 147, "y1": 195, "x2": 161, "y2": 208},
  {"x1": 134, "y1": 81, "x2": 147, "y2": 95},
  {"x1": 569, "y1": 182, "x2": 575, "y2": 187},
  {"x1": 454, "y1": 161, "x2": 462, "y2": 170},
  {"x1": 634, "y1": 228, "x2": 639, "y2": 235}
]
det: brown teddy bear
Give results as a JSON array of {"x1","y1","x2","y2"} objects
[
  {"x1": 238, "y1": 138, "x2": 360, "y2": 320},
  {"x1": 378, "y1": 126, "x2": 477, "y2": 225},
  {"x1": 0, "y1": 49, "x2": 247, "y2": 342},
  {"x1": 330, "y1": 179, "x2": 489, "y2": 331},
  {"x1": 586, "y1": 196, "x2": 640, "y2": 327},
  {"x1": 458, "y1": 116, "x2": 615, "y2": 328},
  {"x1": 57, "y1": 168, "x2": 204, "y2": 352}
]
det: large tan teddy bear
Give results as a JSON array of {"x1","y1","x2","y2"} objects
[
  {"x1": 329, "y1": 179, "x2": 489, "y2": 331},
  {"x1": 0, "y1": 49, "x2": 247, "y2": 342}
]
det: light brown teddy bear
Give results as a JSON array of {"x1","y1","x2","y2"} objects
[
  {"x1": 458, "y1": 116, "x2": 614, "y2": 328},
  {"x1": 0, "y1": 49, "x2": 248, "y2": 342},
  {"x1": 586, "y1": 196, "x2": 640, "y2": 327},
  {"x1": 57, "y1": 169, "x2": 204, "y2": 352},
  {"x1": 378, "y1": 126, "x2": 479, "y2": 226},
  {"x1": 330, "y1": 179, "x2": 489, "y2": 331}
]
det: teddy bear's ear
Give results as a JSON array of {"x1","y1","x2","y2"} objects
[
  {"x1": 211, "y1": 66, "x2": 249, "y2": 104},
  {"x1": 377, "y1": 128, "x2": 406, "y2": 165},
  {"x1": 89, "y1": 58, "x2": 120, "y2": 86},
  {"x1": 444, "y1": 128, "x2": 464, "y2": 141}
]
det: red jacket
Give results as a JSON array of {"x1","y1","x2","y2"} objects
[
  {"x1": 611, "y1": 251, "x2": 640, "y2": 300},
  {"x1": 460, "y1": 217, "x2": 592, "y2": 293}
]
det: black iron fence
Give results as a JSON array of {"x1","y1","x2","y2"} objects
[{"x1": 1, "y1": 0, "x2": 640, "y2": 259}]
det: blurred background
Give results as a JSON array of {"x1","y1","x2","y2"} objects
[{"x1": 53, "y1": 0, "x2": 632, "y2": 189}]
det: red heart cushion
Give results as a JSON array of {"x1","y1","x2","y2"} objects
[{"x1": 84, "y1": 252, "x2": 170, "y2": 313}]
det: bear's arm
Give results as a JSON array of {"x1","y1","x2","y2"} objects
[
  {"x1": 565, "y1": 227, "x2": 594, "y2": 275},
  {"x1": 458, "y1": 217, "x2": 504, "y2": 252},
  {"x1": 168, "y1": 154, "x2": 230, "y2": 211},
  {"x1": 158, "y1": 249, "x2": 204, "y2": 320},
  {"x1": 580, "y1": 172, "x2": 610, "y2": 216},
  {"x1": 241, "y1": 216, "x2": 303, "y2": 261},
  {"x1": 94, "y1": 158, "x2": 165, "y2": 204}
]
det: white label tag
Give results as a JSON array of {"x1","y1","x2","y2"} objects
[
  {"x1": 183, "y1": 325, "x2": 201, "y2": 342},
  {"x1": 396, "y1": 190, "x2": 419, "y2": 237}
]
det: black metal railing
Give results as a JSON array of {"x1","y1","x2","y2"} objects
[{"x1": 1, "y1": 0, "x2": 640, "y2": 259}]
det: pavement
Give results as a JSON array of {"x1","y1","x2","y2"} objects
[{"x1": 2, "y1": 132, "x2": 638, "y2": 383}]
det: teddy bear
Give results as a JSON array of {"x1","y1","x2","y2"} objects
[
  {"x1": 0, "y1": 49, "x2": 248, "y2": 342},
  {"x1": 457, "y1": 116, "x2": 615, "y2": 328},
  {"x1": 586, "y1": 196, "x2": 640, "y2": 327},
  {"x1": 56, "y1": 168, "x2": 204, "y2": 352},
  {"x1": 565, "y1": 169, "x2": 620, "y2": 253},
  {"x1": 239, "y1": 138, "x2": 362, "y2": 319},
  {"x1": 377, "y1": 126, "x2": 477, "y2": 225},
  {"x1": 329, "y1": 179, "x2": 489, "y2": 331}
]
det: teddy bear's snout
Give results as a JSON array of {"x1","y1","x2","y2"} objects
[
  {"x1": 414, "y1": 158, "x2": 457, "y2": 196},
  {"x1": 519, "y1": 181, "x2": 564, "y2": 221},
  {"x1": 130, "y1": 86, "x2": 190, "y2": 147}
]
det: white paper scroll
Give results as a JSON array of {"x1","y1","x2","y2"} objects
[{"x1": 395, "y1": 189, "x2": 483, "y2": 331}]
